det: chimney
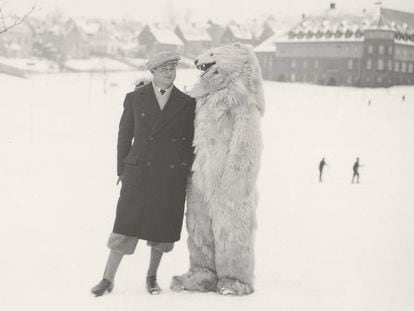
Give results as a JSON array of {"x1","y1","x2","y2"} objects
[{"x1": 330, "y1": 3, "x2": 336, "y2": 10}]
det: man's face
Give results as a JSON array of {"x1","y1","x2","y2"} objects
[{"x1": 152, "y1": 63, "x2": 177, "y2": 89}]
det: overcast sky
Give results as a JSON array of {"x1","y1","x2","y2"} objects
[{"x1": 7, "y1": 0, "x2": 414, "y2": 22}]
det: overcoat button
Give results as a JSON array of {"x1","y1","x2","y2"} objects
[
  {"x1": 171, "y1": 138, "x2": 177, "y2": 143},
  {"x1": 146, "y1": 161, "x2": 151, "y2": 166},
  {"x1": 170, "y1": 164, "x2": 175, "y2": 168},
  {"x1": 182, "y1": 137, "x2": 186, "y2": 141},
  {"x1": 141, "y1": 112, "x2": 146, "y2": 117},
  {"x1": 149, "y1": 136, "x2": 154, "y2": 141}
]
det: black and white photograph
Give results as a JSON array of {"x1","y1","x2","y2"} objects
[{"x1": 1, "y1": 0, "x2": 413, "y2": 310}]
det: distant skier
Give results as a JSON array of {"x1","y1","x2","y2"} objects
[
  {"x1": 351, "y1": 157, "x2": 363, "y2": 184},
  {"x1": 318, "y1": 157, "x2": 328, "y2": 182},
  {"x1": 402, "y1": 95, "x2": 406, "y2": 102}
]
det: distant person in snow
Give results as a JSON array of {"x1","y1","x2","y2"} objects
[
  {"x1": 351, "y1": 157, "x2": 363, "y2": 184},
  {"x1": 402, "y1": 95, "x2": 406, "y2": 102},
  {"x1": 318, "y1": 157, "x2": 328, "y2": 182}
]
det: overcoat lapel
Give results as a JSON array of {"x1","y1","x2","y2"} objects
[
  {"x1": 149, "y1": 86, "x2": 187, "y2": 136},
  {"x1": 138, "y1": 83, "x2": 160, "y2": 129}
]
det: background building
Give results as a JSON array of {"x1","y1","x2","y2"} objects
[
  {"x1": 258, "y1": 5, "x2": 414, "y2": 87},
  {"x1": 0, "y1": 20, "x2": 34, "y2": 58},
  {"x1": 138, "y1": 24, "x2": 184, "y2": 56},
  {"x1": 174, "y1": 23, "x2": 212, "y2": 58}
]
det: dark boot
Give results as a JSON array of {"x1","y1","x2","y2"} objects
[
  {"x1": 91, "y1": 279, "x2": 114, "y2": 297},
  {"x1": 146, "y1": 275, "x2": 161, "y2": 295}
]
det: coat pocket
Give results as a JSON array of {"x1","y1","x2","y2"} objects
[
  {"x1": 123, "y1": 154, "x2": 139, "y2": 164},
  {"x1": 123, "y1": 163, "x2": 144, "y2": 186}
]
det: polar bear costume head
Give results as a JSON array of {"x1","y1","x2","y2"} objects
[{"x1": 192, "y1": 42, "x2": 265, "y2": 115}]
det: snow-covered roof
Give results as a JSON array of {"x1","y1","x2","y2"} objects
[
  {"x1": 381, "y1": 7, "x2": 414, "y2": 32},
  {"x1": 176, "y1": 24, "x2": 211, "y2": 42},
  {"x1": 227, "y1": 23, "x2": 253, "y2": 40},
  {"x1": 207, "y1": 18, "x2": 227, "y2": 27},
  {"x1": 148, "y1": 24, "x2": 183, "y2": 46},
  {"x1": 277, "y1": 6, "x2": 414, "y2": 43},
  {"x1": 76, "y1": 21, "x2": 101, "y2": 35},
  {"x1": 254, "y1": 34, "x2": 278, "y2": 52}
]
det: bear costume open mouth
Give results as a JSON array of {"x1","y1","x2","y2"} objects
[{"x1": 197, "y1": 61, "x2": 216, "y2": 76}]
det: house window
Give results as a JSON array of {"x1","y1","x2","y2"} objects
[
  {"x1": 291, "y1": 60, "x2": 296, "y2": 68},
  {"x1": 303, "y1": 60, "x2": 307, "y2": 68},
  {"x1": 401, "y1": 62, "x2": 407, "y2": 72},
  {"x1": 378, "y1": 45, "x2": 384, "y2": 55},
  {"x1": 388, "y1": 46, "x2": 393, "y2": 55},
  {"x1": 291, "y1": 73, "x2": 296, "y2": 82},
  {"x1": 394, "y1": 61, "x2": 400, "y2": 72},
  {"x1": 348, "y1": 59, "x2": 353, "y2": 70},
  {"x1": 314, "y1": 59, "x2": 319, "y2": 69},
  {"x1": 377, "y1": 59, "x2": 384, "y2": 71},
  {"x1": 388, "y1": 60, "x2": 393, "y2": 71},
  {"x1": 409, "y1": 63, "x2": 413, "y2": 73},
  {"x1": 366, "y1": 59, "x2": 372, "y2": 70},
  {"x1": 367, "y1": 45, "x2": 374, "y2": 54}
]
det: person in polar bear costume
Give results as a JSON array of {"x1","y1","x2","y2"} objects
[{"x1": 170, "y1": 43, "x2": 265, "y2": 296}]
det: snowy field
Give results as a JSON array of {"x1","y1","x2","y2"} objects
[{"x1": 1, "y1": 70, "x2": 414, "y2": 311}]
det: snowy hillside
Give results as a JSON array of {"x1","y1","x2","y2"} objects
[{"x1": 1, "y1": 70, "x2": 413, "y2": 311}]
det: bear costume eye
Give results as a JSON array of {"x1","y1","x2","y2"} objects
[{"x1": 210, "y1": 53, "x2": 214, "y2": 56}]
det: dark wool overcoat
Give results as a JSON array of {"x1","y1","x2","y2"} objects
[{"x1": 112, "y1": 83, "x2": 195, "y2": 242}]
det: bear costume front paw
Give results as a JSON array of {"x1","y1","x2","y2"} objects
[
  {"x1": 217, "y1": 278, "x2": 254, "y2": 296},
  {"x1": 170, "y1": 268, "x2": 217, "y2": 292}
]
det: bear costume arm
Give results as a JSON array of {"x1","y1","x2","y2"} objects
[{"x1": 218, "y1": 104, "x2": 262, "y2": 203}]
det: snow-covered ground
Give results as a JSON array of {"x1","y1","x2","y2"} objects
[
  {"x1": 64, "y1": 57, "x2": 136, "y2": 72},
  {"x1": 0, "y1": 57, "x2": 60, "y2": 74},
  {"x1": 1, "y1": 70, "x2": 414, "y2": 311}
]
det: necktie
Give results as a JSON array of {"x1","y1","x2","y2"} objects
[{"x1": 160, "y1": 89, "x2": 166, "y2": 95}]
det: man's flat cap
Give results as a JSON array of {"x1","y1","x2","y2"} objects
[{"x1": 146, "y1": 51, "x2": 181, "y2": 70}]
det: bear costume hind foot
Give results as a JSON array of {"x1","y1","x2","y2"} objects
[
  {"x1": 217, "y1": 278, "x2": 254, "y2": 296},
  {"x1": 170, "y1": 268, "x2": 217, "y2": 292}
]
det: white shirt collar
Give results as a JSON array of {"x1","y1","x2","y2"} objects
[{"x1": 152, "y1": 82, "x2": 173, "y2": 96}]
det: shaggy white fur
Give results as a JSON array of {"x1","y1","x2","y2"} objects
[{"x1": 171, "y1": 43, "x2": 265, "y2": 296}]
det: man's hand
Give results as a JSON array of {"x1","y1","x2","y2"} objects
[{"x1": 117, "y1": 175, "x2": 124, "y2": 185}]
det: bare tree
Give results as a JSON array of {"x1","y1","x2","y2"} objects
[{"x1": 0, "y1": 0, "x2": 36, "y2": 34}]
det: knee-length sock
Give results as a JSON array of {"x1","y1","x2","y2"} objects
[
  {"x1": 103, "y1": 251, "x2": 123, "y2": 282},
  {"x1": 147, "y1": 247, "x2": 163, "y2": 277}
]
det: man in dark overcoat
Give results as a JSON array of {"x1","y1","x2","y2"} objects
[{"x1": 91, "y1": 51, "x2": 195, "y2": 296}]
